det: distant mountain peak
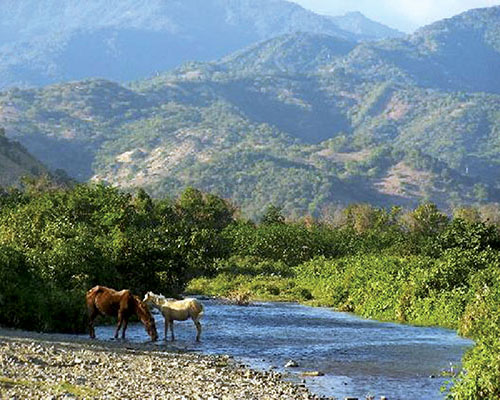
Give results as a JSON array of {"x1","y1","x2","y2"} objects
[
  {"x1": 329, "y1": 10, "x2": 405, "y2": 40},
  {"x1": 0, "y1": 0, "x2": 406, "y2": 89},
  {"x1": 219, "y1": 32, "x2": 356, "y2": 75},
  {"x1": 0, "y1": 128, "x2": 51, "y2": 187},
  {"x1": 413, "y1": 5, "x2": 500, "y2": 40},
  {"x1": 345, "y1": 11, "x2": 364, "y2": 17},
  {"x1": 335, "y1": 5, "x2": 500, "y2": 94}
]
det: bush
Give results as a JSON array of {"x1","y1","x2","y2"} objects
[
  {"x1": 0, "y1": 183, "x2": 236, "y2": 332},
  {"x1": 0, "y1": 245, "x2": 87, "y2": 332}
]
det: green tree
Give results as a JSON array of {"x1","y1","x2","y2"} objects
[
  {"x1": 260, "y1": 204, "x2": 285, "y2": 225},
  {"x1": 473, "y1": 183, "x2": 488, "y2": 203},
  {"x1": 402, "y1": 203, "x2": 449, "y2": 236}
]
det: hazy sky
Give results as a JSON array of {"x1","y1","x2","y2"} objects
[{"x1": 290, "y1": 0, "x2": 500, "y2": 32}]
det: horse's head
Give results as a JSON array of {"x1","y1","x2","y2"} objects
[
  {"x1": 143, "y1": 291, "x2": 154, "y2": 304},
  {"x1": 135, "y1": 296, "x2": 158, "y2": 341},
  {"x1": 146, "y1": 317, "x2": 158, "y2": 342}
]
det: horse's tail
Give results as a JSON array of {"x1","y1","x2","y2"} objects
[{"x1": 192, "y1": 299, "x2": 204, "y2": 321}]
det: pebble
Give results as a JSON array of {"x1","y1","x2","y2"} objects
[
  {"x1": 0, "y1": 328, "x2": 327, "y2": 400},
  {"x1": 301, "y1": 371, "x2": 325, "y2": 377}
]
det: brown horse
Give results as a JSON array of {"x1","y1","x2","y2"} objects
[{"x1": 86, "y1": 285, "x2": 158, "y2": 341}]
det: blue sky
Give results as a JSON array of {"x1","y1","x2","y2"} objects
[{"x1": 290, "y1": 0, "x2": 500, "y2": 32}]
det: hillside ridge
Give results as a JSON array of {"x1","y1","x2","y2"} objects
[
  {"x1": 1, "y1": 6, "x2": 499, "y2": 217},
  {"x1": 0, "y1": 0, "x2": 401, "y2": 89}
]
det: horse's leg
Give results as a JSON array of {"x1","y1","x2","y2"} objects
[
  {"x1": 164, "y1": 318, "x2": 169, "y2": 341},
  {"x1": 88, "y1": 308, "x2": 98, "y2": 339},
  {"x1": 121, "y1": 317, "x2": 128, "y2": 339},
  {"x1": 170, "y1": 320, "x2": 175, "y2": 341},
  {"x1": 194, "y1": 319, "x2": 202, "y2": 342},
  {"x1": 115, "y1": 312, "x2": 124, "y2": 339}
]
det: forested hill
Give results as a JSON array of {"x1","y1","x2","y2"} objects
[
  {"x1": 340, "y1": 6, "x2": 500, "y2": 93},
  {"x1": 0, "y1": 128, "x2": 51, "y2": 187},
  {"x1": 0, "y1": 0, "x2": 402, "y2": 89},
  {"x1": 1, "y1": 6, "x2": 500, "y2": 218}
]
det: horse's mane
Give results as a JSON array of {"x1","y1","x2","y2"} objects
[
  {"x1": 145, "y1": 292, "x2": 187, "y2": 310},
  {"x1": 133, "y1": 295, "x2": 153, "y2": 319},
  {"x1": 156, "y1": 293, "x2": 168, "y2": 301},
  {"x1": 87, "y1": 285, "x2": 105, "y2": 297},
  {"x1": 157, "y1": 294, "x2": 179, "y2": 304},
  {"x1": 147, "y1": 292, "x2": 168, "y2": 302}
]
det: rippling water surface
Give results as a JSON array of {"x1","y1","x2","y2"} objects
[{"x1": 89, "y1": 299, "x2": 473, "y2": 399}]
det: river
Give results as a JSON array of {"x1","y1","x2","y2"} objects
[{"x1": 89, "y1": 298, "x2": 473, "y2": 399}]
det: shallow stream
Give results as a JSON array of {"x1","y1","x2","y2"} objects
[{"x1": 89, "y1": 299, "x2": 473, "y2": 399}]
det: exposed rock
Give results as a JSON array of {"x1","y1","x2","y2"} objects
[
  {"x1": 115, "y1": 149, "x2": 147, "y2": 163},
  {"x1": 301, "y1": 371, "x2": 325, "y2": 377}
]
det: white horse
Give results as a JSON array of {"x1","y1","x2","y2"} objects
[{"x1": 143, "y1": 292, "x2": 204, "y2": 342}]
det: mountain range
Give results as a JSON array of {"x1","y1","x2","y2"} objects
[
  {"x1": 1, "y1": 5, "x2": 499, "y2": 218},
  {"x1": 0, "y1": 0, "x2": 403, "y2": 89}
]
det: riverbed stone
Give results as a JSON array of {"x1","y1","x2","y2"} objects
[
  {"x1": 301, "y1": 371, "x2": 325, "y2": 377},
  {"x1": 0, "y1": 327, "x2": 327, "y2": 400},
  {"x1": 285, "y1": 359, "x2": 299, "y2": 367}
]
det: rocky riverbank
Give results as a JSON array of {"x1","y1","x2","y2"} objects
[{"x1": 0, "y1": 327, "x2": 325, "y2": 400}]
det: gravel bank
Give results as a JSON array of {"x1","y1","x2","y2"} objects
[{"x1": 0, "y1": 328, "x2": 325, "y2": 400}]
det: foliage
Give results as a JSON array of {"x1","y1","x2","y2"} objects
[
  {"x1": 0, "y1": 182, "x2": 234, "y2": 331},
  {"x1": 0, "y1": 245, "x2": 86, "y2": 333},
  {"x1": 186, "y1": 257, "x2": 311, "y2": 303},
  {"x1": 260, "y1": 204, "x2": 285, "y2": 225},
  {"x1": 222, "y1": 220, "x2": 354, "y2": 266},
  {"x1": 185, "y1": 201, "x2": 500, "y2": 398},
  {"x1": 451, "y1": 266, "x2": 500, "y2": 399},
  {"x1": 1, "y1": 180, "x2": 500, "y2": 398}
]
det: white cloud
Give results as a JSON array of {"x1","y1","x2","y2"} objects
[{"x1": 290, "y1": 0, "x2": 500, "y2": 32}]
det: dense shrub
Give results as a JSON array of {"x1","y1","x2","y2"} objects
[
  {"x1": 0, "y1": 183, "x2": 235, "y2": 332},
  {"x1": 221, "y1": 219, "x2": 381, "y2": 266},
  {"x1": 294, "y1": 250, "x2": 500, "y2": 398},
  {"x1": 452, "y1": 267, "x2": 500, "y2": 399},
  {"x1": 213, "y1": 256, "x2": 293, "y2": 277},
  {"x1": 0, "y1": 245, "x2": 86, "y2": 332},
  {"x1": 0, "y1": 246, "x2": 35, "y2": 329}
]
